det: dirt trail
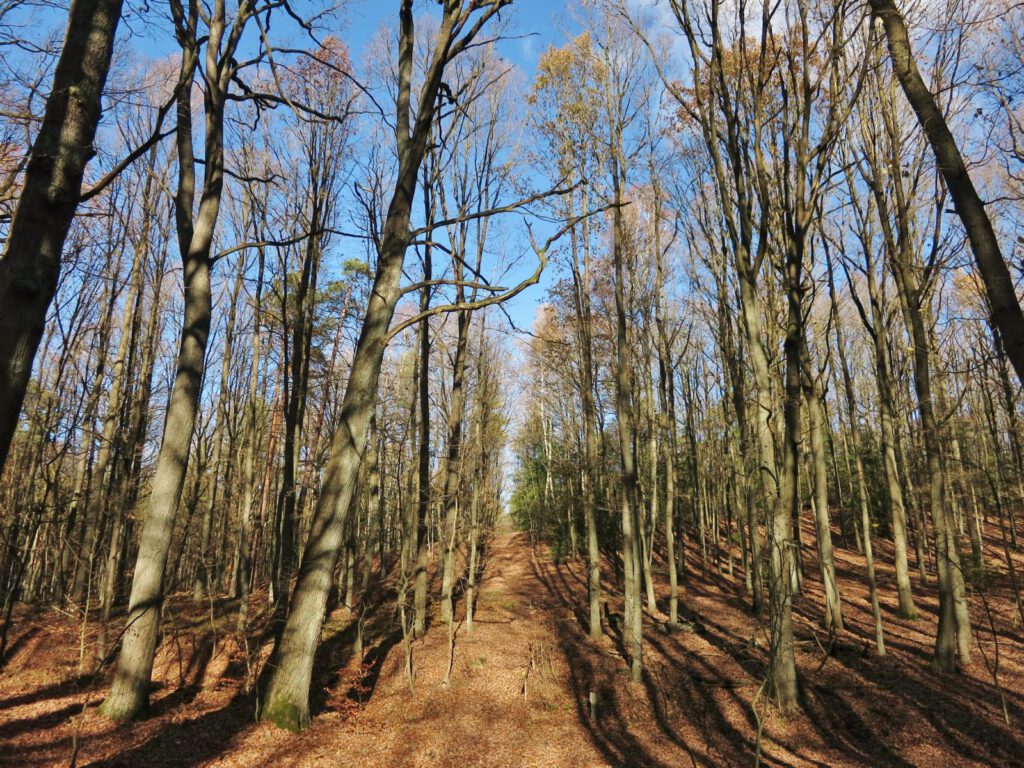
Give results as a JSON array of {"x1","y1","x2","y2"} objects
[
  {"x1": 2, "y1": 520, "x2": 1023, "y2": 767},
  {"x1": 236, "y1": 524, "x2": 613, "y2": 768},
  {"x1": 0, "y1": 525, "x2": 616, "y2": 768},
  {"x1": 258, "y1": 524, "x2": 771, "y2": 768}
]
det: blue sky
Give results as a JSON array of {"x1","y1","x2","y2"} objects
[
  {"x1": 342, "y1": 0, "x2": 570, "y2": 70},
  {"x1": 22, "y1": 0, "x2": 583, "y2": 336},
  {"x1": 337, "y1": 0, "x2": 583, "y2": 336}
]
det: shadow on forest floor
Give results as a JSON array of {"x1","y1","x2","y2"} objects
[
  {"x1": 1, "y1": 525, "x2": 1023, "y2": 767},
  {"x1": 526, "y1": 516, "x2": 1024, "y2": 768},
  {"x1": 0, "y1": 554, "x2": 409, "y2": 768}
]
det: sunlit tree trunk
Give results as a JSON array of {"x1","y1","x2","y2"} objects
[
  {"x1": 260, "y1": 1, "x2": 505, "y2": 730},
  {"x1": 101, "y1": 0, "x2": 241, "y2": 718}
]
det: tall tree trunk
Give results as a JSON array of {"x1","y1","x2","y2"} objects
[
  {"x1": 801, "y1": 342, "x2": 844, "y2": 633},
  {"x1": 194, "y1": 254, "x2": 242, "y2": 603},
  {"x1": 611, "y1": 159, "x2": 642, "y2": 683},
  {"x1": 866, "y1": 73, "x2": 972, "y2": 667},
  {"x1": 716, "y1": 264, "x2": 761, "y2": 614},
  {"x1": 842, "y1": 179, "x2": 921, "y2": 616},
  {"x1": 568, "y1": 187, "x2": 603, "y2": 639},
  {"x1": 868, "y1": 268, "x2": 919, "y2": 617},
  {"x1": 642, "y1": 381, "x2": 659, "y2": 613},
  {"x1": 904, "y1": 292, "x2": 971, "y2": 671},
  {"x1": 440, "y1": 295, "x2": 470, "y2": 625},
  {"x1": 0, "y1": 0, "x2": 124, "y2": 471},
  {"x1": 413, "y1": 235, "x2": 432, "y2": 639},
  {"x1": 272, "y1": 216, "x2": 322, "y2": 621},
  {"x1": 886, "y1": 230, "x2": 971, "y2": 670},
  {"x1": 829, "y1": 250, "x2": 886, "y2": 652},
  {"x1": 101, "y1": 250, "x2": 213, "y2": 719},
  {"x1": 651, "y1": 170, "x2": 680, "y2": 627},
  {"x1": 360, "y1": 416, "x2": 381, "y2": 602},
  {"x1": 100, "y1": 17, "x2": 230, "y2": 717},
  {"x1": 259, "y1": 0, "x2": 486, "y2": 730},
  {"x1": 237, "y1": 244, "x2": 265, "y2": 629},
  {"x1": 770, "y1": 239, "x2": 803, "y2": 711},
  {"x1": 870, "y1": 0, "x2": 1024, "y2": 386}
]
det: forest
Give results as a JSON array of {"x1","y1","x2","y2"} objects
[{"x1": 0, "y1": 0, "x2": 1023, "y2": 765}]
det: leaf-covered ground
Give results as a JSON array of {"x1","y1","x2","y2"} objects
[{"x1": 2, "y1": 520, "x2": 1022, "y2": 767}]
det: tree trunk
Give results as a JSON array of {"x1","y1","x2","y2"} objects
[
  {"x1": 770, "y1": 241, "x2": 802, "y2": 711},
  {"x1": 887, "y1": 238, "x2": 972, "y2": 671},
  {"x1": 568, "y1": 186, "x2": 603, "y2": 640},
  {"x1": 100, "y1": 25, "x2": 227, "y2": 718},
  {"x1": 870, "y1": 0, "x2": 1024, "y2": 386},
  {"x1": 440, "y1": 300, "x2": 470, "y2": 625},
  {"x1": 0, "y1": 0, "x2": 124, "y2": 471},
  {"x1": 259, "y1": 1, "x2": 473, "y2": 730},
  {"x1": 829, "y1": 250, "x2": 886, "y2": 652},
  {"x1": 100, "y1": 250, "x2": 213, "y2": 720},
  {"x1": 611, "y1": 158, "x2": 642, "y2": 683},
  {"x1": 801, "y1": 342, "x2": 844, "y2": 633},
  {"x1": 236, "y1": 243, "x2": 265, "y2": 629},
  {"x1": 868, "y1": 268, "x2": 919, "y2": 617},
  {"x1": 360, "y1": 417, "x2": 381, "y2": 602},
  {"x1": 194, "y1": 255, "x2": 242, "y2": 603},
  {"x1": 651, "y1": 169, "x2": 679, "y2": 626},
  {"x1": 413, "y1": 243, "x2": 431, "y2": 638}
]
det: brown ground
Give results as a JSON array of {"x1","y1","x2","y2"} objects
[{"x1": 1, "y1": 519, "x2": 1023, "y2": 767}]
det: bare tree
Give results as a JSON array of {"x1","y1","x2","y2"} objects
[
  {"x1": 0, "y1": 0, "x2": 124, "y2": 471},
  {"x1": 260, "y1": 0, "x2": 512, "y2": 731}
]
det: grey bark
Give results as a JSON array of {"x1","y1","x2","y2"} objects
[
  {"x1": 100, "y1": 0, "x2": 242, "y2": 718},
  {"x1": 259, "y1": 0, "x2": 507, "y2": 731}
]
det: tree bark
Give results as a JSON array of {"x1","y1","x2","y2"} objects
[
  {"x1": 439, "y1": 311, "x2": 468, "y2": 625},
  {"x1": 236, "y1": 241, "x2": 265, "y2": 629},
  {"x1": 100, "y1": 3, "x2": 234, "y2": 717},
  {"x1": 259, "y1": 0, "x2": 498, "y2": 730},
  {"x1": 610, "y1": 147, "x2": 642, "y2": 683},
  {"x1": 567, "y1": 185, "x2": 603, "y2": 639},
  {"x1": 801, "y1": 342, "x2": 844, "y2": 633},
  {"x1": 0, "y1": 0, "x2": 124, "y2": 472},
  {"x1": 870, "y1": 0, "x2": 1024, "y2": 385},
  {"x1": 413, "y1": 220, "x2": 432, "y2": 639},
  {"x1": 0, "y1": 0, "x2": 123, "y2": 473}
]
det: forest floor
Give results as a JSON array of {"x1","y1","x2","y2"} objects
[{"x1": 2, "y1": 519, "x2": 1024, "y2": 767}]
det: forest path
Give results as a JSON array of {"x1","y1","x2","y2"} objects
[
  {"x1": 4, "y1": 520, "x2": 1023, "y2": 767},
  {"x1": 0, "y1": 523, "x2": 611, "y2": 768},
  {"x1": 219, "y1": 520, "x2": 614, "y2": 768}
]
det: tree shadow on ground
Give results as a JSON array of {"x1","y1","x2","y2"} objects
[
  {"x1": 530, "y1": 533, "x2": 1024, "y2": 768},
  {"x1": 79, "y1": 588, "x2": 406, "y2": 767},
  {"x1": 0, "y1": 670, "x2": 97, "y2": 713},
  {"x1": 83, "y1": 688, "x2": 257, "y2": 767},
  {"x1": 528, "y1": 549, "x2": 698, "y2": 768},
  {"x1": 787, "y1": 527, "x2": 1024, "y2": 764},
  {"x1": 0, "y1": 625, "x2": 39, "y2": 671}
]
